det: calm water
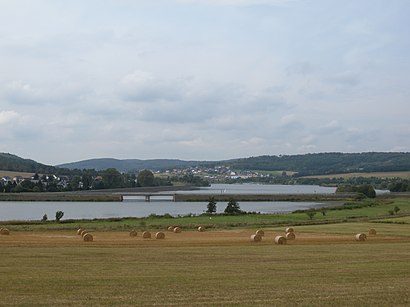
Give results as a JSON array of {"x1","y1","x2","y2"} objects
[{"x1": 0, "y1": 184, "x2": 338, "y2": 221}]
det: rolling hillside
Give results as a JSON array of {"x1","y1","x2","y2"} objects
[
  {"x1": 2, "y1": 152, "x2": 410, "y2": 176},
  {"x1": 222, "y1": 152, "x2": 410, "y2": 176},
  {"x1": 57, "y1": 158, "x2": 199, "y2": 172},
  {"x1": 0, "y1": 153, "x2": 58, "y2": 174}
]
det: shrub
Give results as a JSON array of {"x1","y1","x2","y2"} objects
[{"x1": 306, "y1": 210, "x2": 316, "y2": 220}]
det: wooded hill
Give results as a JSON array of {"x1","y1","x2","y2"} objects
[
  {"x1": 58, "y1": 158, "x2": 199, "y2": 172},
  {"x1": 0, "y1": 153, "x2": 59, "y2": 174},
  {"x1": 2, "y1": 152, "x2": 410, "y2": 176},
  {"x1": 221, "y1": 152, "x2": 410, "y2": 176}
]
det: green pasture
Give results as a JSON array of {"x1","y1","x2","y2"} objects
[{"x1": 2, "y1": 198, "x2": 410, "y2": 232}]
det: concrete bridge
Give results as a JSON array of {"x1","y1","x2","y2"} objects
[
  {"x1": 118, "y1": 192, "x2": 358, "y2": 202},
  {"x1": 120, "y1": 193, "x2": 176, "y2": 202}
]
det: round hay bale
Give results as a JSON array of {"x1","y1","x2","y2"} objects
[
  {"x1": 83, "y1": 233, "x2": 93, "y2": 242},
  {"x1": 0, "y1": 228, "x2": 10, "y2": 235},
  {"x1": 129, "y1": 230, "x2": 138, "y2": 237},
  {"x1": 173, "y1": 227, "x2": 182, "y2": 233},
  {"x1": 81, "y1": 231, "x2": 88, "y2": 237},
  {"x1": 250, "y1": 234, "x2": 262, "y2": 242},
  {"x1": 369, "y1": 228, "x2": 377, "y2": 235},
  {"x1": 274, "y1": 236, "x2": 287, "y2": 245},
  {"x1": 285, "y1": 227, "x2": 294, "y2": 233},
  {"x1": 168, "y1": 226, "x2": 174, "y2": 231},
  {"x1": 155, "y1": 232, "x2": 165, "y2": 239},
  {"x1": 355, "y1": 233, "x2": 367, "y2": 241},
  {"x1": 285, "y1": 232, "x2": 296, "y2": 240},
  {"x1": 77, "y1": 228, "x2": 83, "y2": 235},
  {"x1": 255, "y1": 229, "x2": 265, "y2": 236},
  {"x1": 198, "y1": 226, "x2": 205, "y2": 232},
  {"x1": 142, "y1": 231, "x2": 151, "y2": 239}
]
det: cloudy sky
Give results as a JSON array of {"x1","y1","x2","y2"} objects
[{"x1": 1, "y1": 0, "x2": 409, "y2": 165}]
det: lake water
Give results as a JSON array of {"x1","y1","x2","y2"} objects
[{"x1": 0, "y1": 184, "x2": 338, "y2": 221}]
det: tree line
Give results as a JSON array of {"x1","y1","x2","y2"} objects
[{"x1": 0, "y1": 169, "x2": 209, "y2": 193}]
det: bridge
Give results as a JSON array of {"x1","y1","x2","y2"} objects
[
  {"x1": 117, "y1": 192, "x2": 358, "y2": 202},
  {"x1": 119, "y1": 193, "x2": 176, "y2": 202}
]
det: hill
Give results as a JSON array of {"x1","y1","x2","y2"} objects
[
  {"x1": 2, "y1": 152, "x2": 410, "y2": 176},
  {"x1": 58, "y1": 158, "x2": 199, "y2": 172},
  {"x1": 0, "y1": 153, "x2": 59, "y2": 174},
  {"x1": 222, "y1": 152, "x2": 410, "y2": 176}
]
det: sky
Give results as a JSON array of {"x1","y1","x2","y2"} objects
[{"x1": 1, "y1": 0, "x2": 409, "y2": 165}]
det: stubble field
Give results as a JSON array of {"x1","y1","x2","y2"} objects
[{"x1": 1, "y1": 222, "x2": 410, "y2": 306}]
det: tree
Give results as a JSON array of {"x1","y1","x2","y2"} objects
[
  {"x1": 82, "y1": 173, "x2": 93, "y2": 190},
  {"x1": 206, "y1": 197, "x2": 217, "y2": 214},
  {"x1": 394, "y1": 206, "x2": 401, "y2": 214},
  {"x1": 224, "y1": 199, "x2": 242, "y2": 214},
  {"x1": 55, "y1": 211, "x2": 64, "y2": 222},
  {"x1": 137, "y1": 170, "x2": 155, "y2": 187},
  {"x1": 336, "y1": 184, "x2": 376, "y2": 198},
  {"x1": 102, "y1": 168, "x2": 124, "y2": 189}
]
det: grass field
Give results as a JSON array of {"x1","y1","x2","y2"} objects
[
  {"x1": 301, "y1": 171, "x2": 410, "y2": 179},
  {"x1": 2, "y1": 197, "x2": 410, "y2": 305},
  {"x1": 0, "y1": 170, "x2": 36, "y2": 179},
  {"x1": 1, "y1": 222, "x2": 410, "y2": 306},
  {"x1": 2, "y1": 198, "x2": 410, "y2": 234}
]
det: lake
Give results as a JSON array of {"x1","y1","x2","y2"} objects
[{"x1": 0, "y1": 184, "x2": 338, "y2": 221}]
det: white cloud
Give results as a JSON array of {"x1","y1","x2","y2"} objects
[
  {"x1": 0, "y1": 110, "x2": 20, "y2": 125},
  {"x1": 0, "y1": 0, "x2": 409, "y2": 164}
]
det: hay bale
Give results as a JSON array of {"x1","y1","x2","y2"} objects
[
  {"x1": 155, "y1": 232, "x2": 165, "y2": 239},
  {"x1": 255, "y1": 230, "x2": 265, "y2": 236},
  {"x1": 355, "y1": 233, "x2": 367, "y2": 241},
  {"x1": 274, "y1": 236, "x2": 287, "y2": 245},
  {"x1": 142, "y1": 231, "x2": 151, "y2": 239},
  {"x1": 198, "y1": 226, "x2": 205, "y2": 232},
  {"x1": 0, "y1": 228, "x2": 10, "y2": 235},
  {"x1": 173, "y1": 227, "x2": 182, "y2": 233},
  {"x1": 168, "y1": 226, "x2": 174, "y2": 231},
  {"x1": 369, "y1": 228, "x2": 377, "y2": 235},
  {"x1": 250, "y1": 234, "x2": 262, "y2": 242},
  {"x1": 83, "y1": 233, "x2": 93, "y2": 242},
  {"x1": 81, "y1": 231, "x2": 88, "y2": 237},
  {"x1": 285, "y1": 227, "x2": 294, "y2": 233},
  {"x1": 129, "y1": 230, "x2": 138, "y2": 237},
  {"x1": 77, "y1": 228, "x2": 83, "y2": 235},
  {"x1": 285, "y1": 232, "x2": 296, "y2": 240}
]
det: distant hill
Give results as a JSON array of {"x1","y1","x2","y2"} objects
[
  {"x1": 2, "y1": 152, "x2": 410, "y2": 176},
  {"x1": 58, "y1": 158, "x2": 199, "y2": 172},
  {"x1": 222, "y1": 152, "x2": 410, "y2": 176},
  {"x1": 0, "y1": 153, "x2": 58, "y2": 174}
]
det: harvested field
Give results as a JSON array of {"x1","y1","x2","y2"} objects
[
  {"x1": 0, "y1": 170, "x2": 35, "y2": 178},
  {"x1": 1, "y1": 223, "x2": 410, "y2": 306},
  {"x1": 301, "y1": 171, "x2": 410, "y2": 179},
  {"x1": 1, "y1": 227, "x2": 408, "y2": 247}
]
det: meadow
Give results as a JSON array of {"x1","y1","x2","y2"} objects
[
  {"x1": 301, "y1": 171, "x2": 410, "y2": 179},
  {"x1": 1, "y1": 197, "x2": 410, "y2": 306}
]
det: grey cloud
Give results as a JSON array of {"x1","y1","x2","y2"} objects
[
  {"x1": 286, "y1": 62, "x2": 314, "y2": 76},
  {"x1": 327, "y1": 71, "x2": 360, "y2": 87}
]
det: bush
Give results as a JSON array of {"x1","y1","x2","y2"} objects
[{"x1": 336, "y1": 184, "x2": 376, "y2": 198}]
